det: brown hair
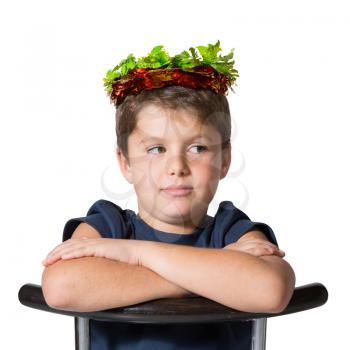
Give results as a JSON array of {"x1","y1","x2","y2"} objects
[{"x1": 115, "y1": 86, "x2": 232, "y2": 163}]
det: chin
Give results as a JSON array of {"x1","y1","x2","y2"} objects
[{"x1": 159, "y1": 206, "x2": 192, "y2": 224}]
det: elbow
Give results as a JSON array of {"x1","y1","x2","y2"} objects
[
  {"x1": 41, "y1": 264, "x2": 75, "y2": 310},
  {"x1": 265, "y1": 266, "x2": 296, "y2": 314}
]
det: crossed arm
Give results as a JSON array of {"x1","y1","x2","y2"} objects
[{"x1": 41, "y1": 222, "x2": 295, "y2": 313}]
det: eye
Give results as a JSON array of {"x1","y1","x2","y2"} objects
[
  {"x1": 146, "y1": 145, "x2": 208, "y2": 155},
  {"x1": 190, "y1": 145, "x2": 208, "y2": 154},
  {"x1": 147, "y1": 146, "x2": 165, "y2": 154}
]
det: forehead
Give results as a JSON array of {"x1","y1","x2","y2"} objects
[{"x1": 132, "y1": 104, "x2": 219, "y2": 141}]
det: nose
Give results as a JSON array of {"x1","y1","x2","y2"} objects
[{"x1": 167, "y1": 153, "x2": 190, "y2": 176}]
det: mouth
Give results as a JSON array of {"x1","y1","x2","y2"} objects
[{"x1": 162, "y1": 188, "x2": 193, "y2": 197}]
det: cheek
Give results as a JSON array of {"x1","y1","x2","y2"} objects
[
  {"x1": 194, "y1": 156, "x2": 222, "y2": 178},
  {"x1": 132, "y1": 159, "x2": 162, "y2": 189}
]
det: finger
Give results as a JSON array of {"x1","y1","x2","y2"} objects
[
  {"x1": 43, "y1": 244, "x2": 80, "y2": 264},
  {"x1": 42, "y1": 254, "x2": 62, "y2": 266},
  {"x1": 45, "y1": 243, "x2": 67, "y2": 258},
  {"x1": 42, "y1": 238, "x2": 94, "y2": 266},
  {"x1": 250, "y1": 240, "x2": 281, "y2": 251},
  {"x1": 259, "y1": 247, "x2": 285, "y2": 257},
  {"x1": 44, "y1": 238, "x2": 93, "y2": 260},
  {"x1": 57, "y1": 242, "x2": 98, "y2": 260},
  {"x1": 225, "y1": 240, "x2": 276, "y2": 251},
  {"x1": 43, "y1": 246, "x2": 89, "y2": 265},
  {"x1": 61, "y1": 249, "x2": 94, "y2": 260},
  {"x1": 266, "y1": 245, "x2": 285, "y2": 257},
  {"x1": 44, "y1": 240, "x2": 76, "y2": 260},
  {"x1": 276, "y1": 249, "x2": 285, "y2": 257},
  {"x1": 242, "y1": 244, "x2": 281, "y2": 257},
  {"x1": 241, "y1": 241, "x2": 284, "y2": 254}
]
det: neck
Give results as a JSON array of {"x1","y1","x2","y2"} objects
[{"x1": 137, "y1": 211, "x2": 210, "y2": 235}]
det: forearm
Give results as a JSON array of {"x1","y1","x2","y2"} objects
[
  {"x1": 142, "y1": 242, "x2": 295, "y2": 313},
  {"x1": 41, "y1": 256, "x2": 193, "y2": 312}
]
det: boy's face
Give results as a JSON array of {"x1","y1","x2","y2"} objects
[{"x1": 117, "y1": 104, "x2": 231, "y2": 234}]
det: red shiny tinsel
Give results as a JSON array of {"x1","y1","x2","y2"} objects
[{"x1": 109, "y1": 65, "x2": 232, "y2": 106}]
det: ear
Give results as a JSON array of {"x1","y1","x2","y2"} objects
[
  {"x1": 220, "y1": 143, "x2": 231, "y2": 180},
  {"x1": 116, "y1": 147, "x2": 133, "y2": 184}
]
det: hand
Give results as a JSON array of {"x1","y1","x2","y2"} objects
[
  {"x1": 223, "y1": 238, "x2": 285, "y2": 258},
  {"x1": 42, "y1": 237, "x2": 146, "y2": 267}
]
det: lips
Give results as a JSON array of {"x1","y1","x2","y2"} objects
[
  {"x1": 164, "y1": 185, "x2": 193, "y2": 190},
  {"x1": 162, "y1": 185, "x2": 193, "y2": 197}
]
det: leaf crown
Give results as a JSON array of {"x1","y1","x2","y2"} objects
[{"x1": 104, "y1": 41, "x2": 238, "y2": 92}]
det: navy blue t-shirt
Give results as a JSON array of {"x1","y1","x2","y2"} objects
[{"x1": 63, "y1": 199, "x2": 278, "y2": 350}]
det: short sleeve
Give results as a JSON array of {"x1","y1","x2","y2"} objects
[
  {"x1": 228, "y1": 219, "x2": 278, "y2": 247},
  {"x1": 214, "y1": 201, "x2": 278, "y2": 247},
  {"x1": 62, "y1": 199, "x2": 133, "y2": 242}
]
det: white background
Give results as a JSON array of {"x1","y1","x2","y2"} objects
[{"x1": 1, "y1": 0, "x2": 349, "y2": 349}]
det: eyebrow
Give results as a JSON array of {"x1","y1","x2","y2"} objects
[{"x1": 139, "y1": 135, "x2": 214, "y2": 145}]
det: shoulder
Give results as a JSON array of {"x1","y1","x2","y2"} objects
[
  {"x1": 213, "y1": 201, "x2": 278, "y2": 247},
  {"x1": 62, "y1": 199, "x2": 136, "y2": 241},
  {"x1": 86, "y1": 199, "x2": 124, "y2": 215},
  {"x1": 215, "y1": 200, "x2": 259, "y2": 224},
  {"x1": 84, "y1": 199, "x2": 136, "y2": 223}
]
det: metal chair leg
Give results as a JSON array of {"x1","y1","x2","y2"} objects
[
  {"x1": 251, "y1": 318, "x2": 267, "y2": 350},
  {"x1": 75, "y1": 317, "x2": 90, "y2": 350},
  {"x1": 74, "y1": 317, "x2": 266, "y2": 350}
]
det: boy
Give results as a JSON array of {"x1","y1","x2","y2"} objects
[{"x1": 41, "y1": 42, "x2": 295, "y2": 350}]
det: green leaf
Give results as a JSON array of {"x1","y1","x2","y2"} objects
[
  {"x1": 196, "y1": 40, "x2": 222, "y2": 64},
  {"x1": 119, "y1": 54, "x2": 137, "y2": 75},
  {"x1": 137, "y1": 45, "x2": 171, "y2": 69},
  {"x1": 189, "y1": 47, "x2": 200, "y2": 62},
  {"x1": 172, "y1": 50, "x2": 199, "y2": 69},
  {"x1": 103, "y1": 69, "x2": 122, "y2": 92},
  {"x1": 104, "y1": 40, "x2": 239, "y2": 93}
]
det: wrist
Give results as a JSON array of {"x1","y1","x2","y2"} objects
[
  {"x1": 139, "y1": 240, "x2": 158, "y2": 269},
  {"x1": 140, "y1": 240, "x2": 173, "y2": 270}
]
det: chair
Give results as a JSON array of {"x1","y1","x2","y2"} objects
[{"x1": 18, "y1": 282, "x2": 327, "y2": 350}]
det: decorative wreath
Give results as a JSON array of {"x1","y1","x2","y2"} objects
[{"x1": 103, "y1": 40, "x2": 239, "y2": 106}]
